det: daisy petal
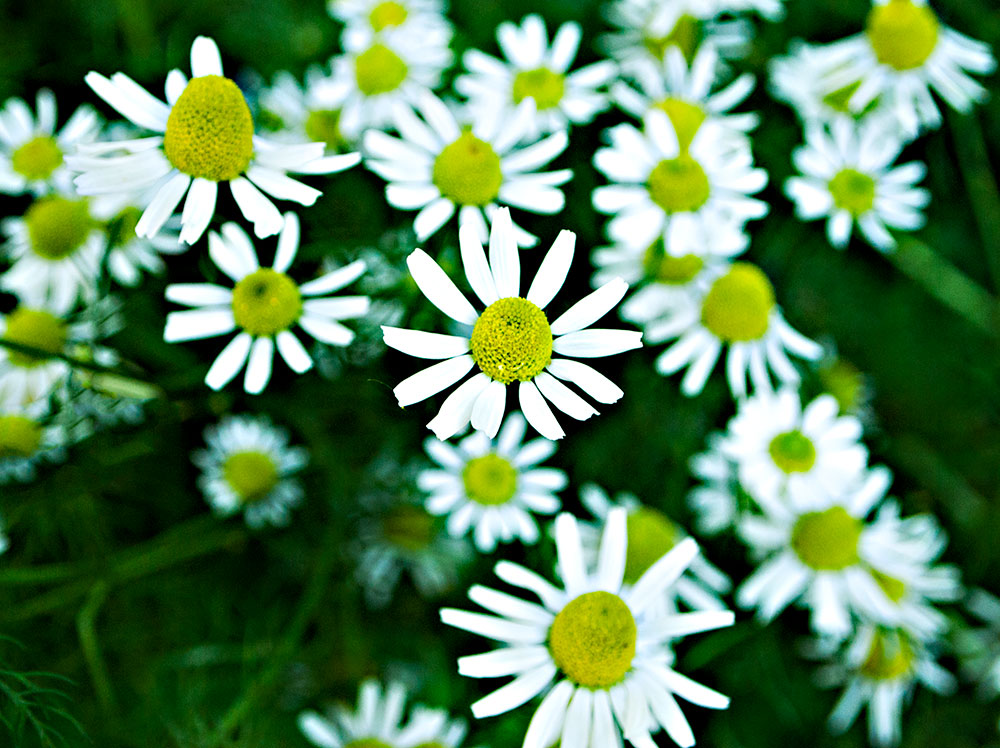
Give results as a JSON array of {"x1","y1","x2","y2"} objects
[
  {"x1": 489, "y1": 207, "x2": 520, "y2": 298},
  {"x1": 204, "y1": 332, "x2": 252, "y2": 390},
  {"x1": 276, "y1": 330, "x2": 313, "y2": 374},
  {"x1": 525, "y1": 230, "x2": 574, "y2": 310},
  {"x1": 552, "y1": 329, "x2": 643, "y2": 357},
  {"x1": 550, "y1": 278, "x2": 628, "y2": 336},
  {"x1": 393, "y1": 355, "x2": 476, "y2": 408},
  {"x1": 470, "y1": 380, "x2": 507, "y2": 438},
  {"x1": 191, "y1": 36, "x2": 224, "y2": 77},
  {"x1": 427, "y1": 372, "x2": 491, "y2": 440},
  {"x1": 407, "y1": 248, "x2": 478, "y2": 325},
  {"x1": 519, "y1": 380, "x2": 565, "y2": 440},
  {"x1": 382, "y1": 327, "x2": 470, "y2": 359},
  {"x1": 244, "y1": 336, "x2": 274, "y2": 394}
]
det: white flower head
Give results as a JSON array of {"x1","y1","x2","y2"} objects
[
  {"x1": 164, "y1": 212, "x2": 370, "y2": 394},
  {"x1": 0, "y1": 398, "x2": 68, "y2": 485},
  {"x1": 68, "y1": 36, "x2": 360, "y2": 245},
  {"x1": 331, "y1": 0, "x2": 454, "y2": 55},
  {"x1": 256, "y1": 68, "x2": 353, "y2": 151},
  {"x1": 441, "y1": 508, "x2": 735, "y2": 748},
  {"x1": 382, "y1": 208, "x2": 642, "y2": 441},
  {"x1": 686, "y1": 431, "x2": 741, "y2": 536},
  {"x1": 956, "y1": 589, "x2": 1000, "y2": 701}
]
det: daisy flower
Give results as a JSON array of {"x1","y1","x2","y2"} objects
[
  {"x1": 441, "y1": 508, "x2": 734, "y2": 748},
  {"x1": 686, "y1": 432, "x2": 742, "y2": 536},
  {"x1": 0, "y1": 89, "x2": 100, "y2": 196},
  {"x1": 382, "y1": 208, "x2": 642, "y2": 441},
  {"x1": 331, "y1": 0, "x2": 454, "y2": 54},
  {"x1": 593, "y1": 111, "x2": 768, "y2": 257},
  {"x1": 785, "y1": 119, "x2": 929, "y2": 252},
  {"x1": 455, "y1": 14, "x2": 617, "y2": 136},
  {"x1": 363, "y1": 90, "x2": 571, "y2": 247},
  {"x1": 68, "y1": 36, "x2": 360, "y2": 244},
  {"x1": 418, "y1": 412, "x2": 566, "y2": 553},
  {"x1": 89, "y1": 195, "x2": 185, "y2": 287},
  {"x1": 256, "y1": 68, "x2": 352, "y2": 151},
  {"x1": 956, "y1": 589, "x2": 1000, "y2": 702},
  {"x1": 0, "y1": 398, "x2": 68, "y2": 484},
  {"x1": 192, "y1": 413, "x2": 308, "y2": 528},
  {"x1": 164, "y1": 213, "x2": 370, "y2": 394},
  {"x1": 646, "y1": 261, "x2": 822, "y2": 398}
]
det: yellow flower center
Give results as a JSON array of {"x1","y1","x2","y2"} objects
[
  {"x1": 231, "y1": 268, "x2": 303, "y2": 337},
  {"x1": 354, "y1": 43, "x2": 409, "y2": 96},
  {"x1": 643, "y1": 14, "x2": 700, "y2": 63},
  {"x1": 462, "y1": 453, "x2": 518, "y2": 506},
  {"x1": 860, "y1": 631, "x2": 914, "y2": 680},
  {"x1": 790, "y1": 506, "x2": 862, "y2": 571},
  {"x1": 652, "y1": 97, "x2": 706, "y2": 152},
  {"x1": 11, "y1": 135, "x2": 63, "y2": 181},
  {"x1": 344, "y1": 740, "x2": 394, "y2": 748},
  {"x1": 512, "y1": 67, "x2": 566, "y2": 111},
  {"x1": 828, "y1": 168, "x2": 876, "y2": 217},
  {"x1": 163, "y1": 75, "x2": 255, "y2": 182},
  {"x1": 106, "y1": 206, "x2": 143, "y2": 249},
  {"x1": 866, "y1": 0, "x2": 939, "y2": 71},
  {"x1": 700, "y1": 263, "x2": 775, "y2": 342},
  {"x1": 369, "y1": 0, "x2": 409, "y2": 30},
  {"x1": 470, "y1": 297, "x2": 552, "y2": 384},
  {"x1": 412, "y1": 744, "x2": 445, "y2": 748},
  {"x1": 623, "y1": 507, "x2": 678, "y2": 584},
  {"x1": 3, "y1": 308, "x2": 67, "y2": 368},
  {"x1": 873, "y1": 570, "x2": 907, "y2": 603},
  {"x1": 304, "y1": 109, "x2": 343, "y2": 149},
  {"x1": 768, "y1": 430, "x2": 817, "y2": 474},
  {"x1": 647, "y1": 155, "x2": 711, "y2": 214},
  {"x1": 222, "y1": 450, "x2": 279, "y2": 501},
  {"x1": 819, "y1": 360, "x2": 864, "y2": 414},
  {"x1": 382, "y1": 504, "x2": 435, "y2": 551},
  {"x1": 549, "y1": 591, "x2": 637, "y2": 688},
  {"x1": 0, "y1": 414, "x2": 43, "y2": 459},
  {"x1": 432, "y1": 131, "x2": 503, "y2": 206},
  {"x1": 643, "y1": 239, "x2": 704, "y2": 285},
  {"x1": 24, "y1": 197, "x2": 93, "y2": 261}
]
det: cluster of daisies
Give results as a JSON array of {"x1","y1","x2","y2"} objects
[{"x1": 1, "y1": 0, "x2": 998, "y2": 745}]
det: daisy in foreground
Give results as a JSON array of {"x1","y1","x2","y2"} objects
[
  {"x1": 164, "y1": 213, "x2": 369, "y2": 394},
  {"x1": 193, "y1": 413, "x2": 307, "y2": 528},
  {"x1": 441, "y1": 508, "x2": 735, "y2": 748},
  {"x1": 382, "y1": 208, "x2": 642, "y2": 441},
  {"x1": 69, "y1": 36, "x2": 360, "y2": 244}
]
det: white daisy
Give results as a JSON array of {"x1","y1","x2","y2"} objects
[
  {"x1": 164, "y1": 212, "x2": 370, "y2": 394},
  {"x1": 68, "y1": 36, "x2": 360, "y2": 245},
  {"x1": 418, "y1": 412, "x2": 566, "y2": 553},
  {"x1": 0, "y1": 89, "x2": 100, "y2": 196},
  {"x1": 89, "y1": 194, "x2": 185, "y2": 287},
  {"x1": 192, "y1": 413, "x2": 307, "y2": 528},
  {"x1": 363, "y1": 90, "x2": 571, "y2": 247},
  {"x1": 441, "y1": 508, "x2": 735, "y2": 748},
  {"x1": 686, "y1": 431, "x2": 741, "y2": 536},
  {"x1": 956, "y1": 589, "x2": 1000, "y2": 701},
  {"x1": 382, "y1": 208, "x2": 642, "y2": 441},
  {"x1": 0, "y1": 398, "x2": 68, "y2": 484},
  {"x1": 455, "y1": 14, "x2": 617, "y2": 136},
  {"x1": 331, "y1": 0, "x2": 454, "y2": 55},
  {"x1": 256, "y1": 68, "x2": 352, "y2": 151},
  {"x1": 593, "y1": 111, "x2": 768, "y2": 257},
  {"x1": 785, "y1": 118, "x2": 929, "y2": 252}
]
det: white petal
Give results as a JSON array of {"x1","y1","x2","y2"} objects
[
  {"x1": 489, "y1": 207, "x2": 520, "y2": 298},
  {"x1": 230, "y1": 177, "x2": 284, "y2": 238},
  {"x1": 460, "y1": 222, "x2": 499, "y2": 307},
  {"x1": 204, "y1": 332, "x2": 252, "y2": 390},
  {"x1": 627, "y1": 537, "x2": 699, "y2": 615},
  {"x1": 164, "y1": 308, "x2": 235, "y2": 342},
  {"x1": 519, "y1": 380, "x2": 565, "y2": 440},
  {"x1": 382, "y1": 327, "x2": 470, "y2": 359},
  {"x1": 191, "y1": 36, "x2": 224, "y2": 77},
  {"x1": 298, "y1": 316, "x2": 354, "y2": 346},
  {"x1": 546, "y1": 358, "x2": 623, "y2": 404},
  {"x1": 407, "y1": 248, "x2": 479, "y2": 324},
  {"x1": 427, "y1": 372, "x2": 491, "y2": 440},
  {"x1": 525, "y1": 230, "x2": 574, "y2": 310},
  {"x1": 471, "y1": 380, "x2": 507, "y2": 438},
  {"x1": 524, "y1": 680, "x2": 574, "y2": 748},
  {"x1": 552, "y1": 329, "x2": 643, "y2": 357},
  {"x1": 165, "y1": 283, "x2": 232, "y2": 307},
  {"x1": 84, "y1": 72, "x2": 169, "y2": 131},
  {"x1": 414, "y1": 197, "x2": 455, "y2": 240},
  {"x1": 550, "y1": 278, "x2": 628, "y2": 336},
  {"x1": 135, "y1": 173, "x2": 191, "y2": 239},
  {"x1": 276, "y1": 330, "x2": 312, "y2": 373},
  {"x1": 179, "y1": 177, "x2": 218, "y2": 245},
  {"x1": 469, "y1": 664, "x2": 557, "y2": 719},
  {"x1": 534, "y1": 372, "x2": 597, "y2": 421},
  {"x1": 243, "y1": 336, "x2": 275, "y2": 394},
  {"x1": 299, "y1": 260, "x2": 366, "y2": 296},
  {"x1": 393, "y1": 355, "x2": 475, "y2": 407},
  {"x1": 272, "y1": 212, "x2": 300, "y2": 273},
  {"x1": 555, "y1": 512, "x2": 587, "y2": 595}
]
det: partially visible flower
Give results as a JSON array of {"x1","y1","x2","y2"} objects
[
  {"x1": 331, "y1": 0, "x2": 453, "y2": 56},
  {"x1": 687, "y1": 431, "x2": 741, "y2": 536},
  {"x1": 956, "y1": 589, "x2": 1000, "y2": 701},
  {"x1": 0, "y1": 398, "x2": 68, "y2": 484},
  {"x1": 256, "y1": 68, "x2": 352, "y2": 151}
]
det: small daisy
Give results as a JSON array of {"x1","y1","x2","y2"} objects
[
  {"x1": 593, "y1": 111, "x2": 768, "y2": 257},
  {"x1": 418, "y1": 412, "x2": 566, "y2": 553},
  {"x1": 455, "y1": 14, "x2": 617, "y2": 136},
  {"x1": 442, "y1": 508, "x2": 735, "y2": 748},
  {"x1": 686, "y1": 432, "x2": 742, "y2": 536},
  {"x1": 0, "y1": 399, "x2": 68, "y2": 484},
  {"x1": 68, "y1": 36, "x2": 360, "y2": 244},
  {"x1": 256, "y1": 68, "x2": 352, "y2": 151},
  {"x1": 192, "y1": 413, "x2": 307, "y2": 528},
  {"x1": 164, "y1": 213, "x2": 370, "y2": 394},
  {"x1": 956, "y1": 589, "x2": 1000, "y2": 701},
  {"x1": 785, "y1": 119, "x2": 929, "y2": 252},
  {"x1": 90, "y1": 195, "x2": 185, "y2": 287},
  {"x1": 382, "y1": 208, "x2": 642, "y2": 441},
  {"x1": 0, "y1": 89, "x2": 100, "y2": 196},
  {"x1": 331, "y1": 0, "x2": 454, "y2": 53},
  {"x1": 364, "y1": 90, "x2": 571, "y2": 246}
]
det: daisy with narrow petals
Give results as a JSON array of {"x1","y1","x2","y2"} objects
[
  {"x1": 687, "y1": 432, "x2": 741, "y2": 536},
  {"x1": 957, "y1": 589, "x2": 1000, "y2": 704},
  {"x1": 256, "y1": 68, "x2": 352, "y2": 151},
  {"x1": 441, "y1": 508, "x2": 734, "y2": 748},
  {"x1": 332, "y1": 0, "x2": 454, "y2": 57},
  {"x1": 0, "y1": 399, "x2": 68, "y2": 484},
  {"x1": 418, "y1": 412, "x2": 566, "y2": 552},
  {"x1": 382, "y1": 208, "x2": 642, "y2": 441},
  {"x1": 164, "y1": 213, "x2": 370, "y2": 394},
  {"x1": 69, "y1": 36, "x2": 360, "y2": 244}
]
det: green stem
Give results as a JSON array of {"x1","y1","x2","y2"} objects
[
  {"x1": 950, "y1": 113, "x2": 1000, "y2": 293},
  {"x1": 76, "y1": 582, "x2": 118, "y2": 717}
]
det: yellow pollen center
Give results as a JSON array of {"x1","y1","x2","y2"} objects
[
  {"x1": 860, "y1": 631, "x2": 914, "y2": 680},
  {"x1": 647, "y1": 155, "x2": 711, "y2": 214},
  {"x1": 462, "y1": 453, "x2": 518, "y2": 506},
  {"x1": 0, "y1": 414, "x2": 43, "y2": 459},
  {"x1": 382, "y1": 504, "x2": 435, "y2": 551},
  {"x1": 790, "y1": 506, "x2": 862, "y2": 571},
  {"x1": 25, "y1": 197, "x2": 93, "y2": 261},
  {"x1": 304, "y1": 109, "x2": 343, "y2": 149},
  {"x1": 828, "y1": 168, "x2": 876, "y2": 217},
  {"x1": 866, "y1": 0, "x2": 939, "y2": 71},
  {"x1": 652, "y1": 97, "x2": 706, "y2": 151},
  {"x1": 11, "y1": 135, "x2": 63, "y2": 181},
  {"x1": 512, "y1": 67, "x2": 566, "y2": 110},
  {"x1": 768, "y1": 429, "x2": 817, "y2": 474},
  {"x1": 231, "y1": 268, "x2": 303, "y2": 337},
  {"x1": 873, "y1": 570, "x2": 907, "y2": 603},
  {"x1": 106, "y1": 206, "x2": 143, "y2": 249},
  {"x1": 163, "y1": 75, "x2": 254, "y2": 182},
  {"x1": 700, "y1": 263, "x2": 775, "y2": 342},
  {"x1": 222, "y1": 450, "x2": 279, "y2": 501},
  {"x1": 369, "y1": 0, "x2": 409, "y2": 30},
  {"x1": 819, "y1": 360, "x2": 864, "y2": 414},
  {"x1": 549, "y1": 591, "x2": 637, "y2": 688},
  {"x1": 3, "y1": 308, "x2": 67, "y2": 368},
  {"x1": 470, "y1": 297, "x2": 552, "y2": 384},
  {"x1": 344, "y1": 740, "x2": 394, "y2": 748},
  {"x1": 643, "y1": 14, "x2": 700, "y2": 63},
  {"x1": 624, "y1": 507, "x2": 678, "y2": 584},
  {"x1": 354, "y1": 43, "x2": 409, "y2": 96},
  {"x1": 643, "y1": 239, "x2": 704, "y2": 285},
  {"x1": 432, "y1": 131, "x2": 503, "y2": 206}
]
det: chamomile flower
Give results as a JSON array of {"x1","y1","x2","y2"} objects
[
  {"x1": 956, "y1": 589, "x2": 1000, "y2": 701},
  {"x1": 331, "y1": 0, "x2": 453, "y2": 53},
  {"x1": 256, "y1": 68, "x2": 352, "y2": 151},
  {"x1": 785, "y1": 119, "x2": 929, "y2": 252},
  {"x1": 0, "y1": 304, "x2": 72, "y2": 408},
  {"x1": 442, "y1": 509, "x2": 735, "y2": 748},
  {"x1": 593, "y1": 111, "x2": 768, "y2": 257},
  {"x1": 418, "y1": 412, "x2": 566, "y2": 553},
  {"x1": 455, "y1": 14, "x2": 617, "y2": 136},
  {"x1": 164, "y1": 213, "x2": 370, "y2": 394},
  {"x1": 0, "y1": 89, "x2": 100, "y2": 196},
  {"x1": 687, "y1": 432, "x2": 742, "y2": 536},
  {"x1": 364, "y1": 91, "x2": 571, "y2": 246},
  {"x1": 0, "y1": 399, "x2": 68, "y2": 484},
  {"x1": 192, "y1": 413, "x2": 307, "y2": 528},
  {"x1": 298, "y1": 679, "x2": 411, "y2": 748},
  {"x1": 647, "y1": 261, "x2": 822, "y2": 398},
  {"x1": 89, "y1": 195, "x2": 185, "y2": 287},
  {"x1": 382, "y1": 208, "x2": 642, "y2": 441},
  {"x1": 69, "y1": 36, "x2": 360, "y2": 244}
]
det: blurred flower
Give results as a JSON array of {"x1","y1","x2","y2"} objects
[
  {"x1": 331, "y1": 0, "x2": 454, "y2": 57},
  {"x1": 956, "y1": 589, "x2": 1000, "y2": 702},
  {"x1": 687, "y1": 431, "x2": 742, "y2": 536},
  {"x1": 256, "y1": 69, "x2": 352, "y2": 151},
  {"x1": 0, "y1": 398, "x2": 68, "y2": 484}
]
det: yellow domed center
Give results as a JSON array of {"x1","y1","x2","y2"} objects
[
  {"x1": 652, "y1": 97, "x2": 706, "y2": 151},
  {"x1": 106, "y1": 206, "x2": 143, "y2": 249},
  {"x1": 624, "y1": 507, "x2": 678, "y2": 584},
  {"x1": 768, "y1": 429, "x2": 817, "y2": 474},
  {"x1": 304, "y1": 109, "x2": 343, "y2": 149},
  {"x1": 866, "y1": 0, "x2": 939, "y2": 71},
  {"x1": 470, "y1": 297, "x2": 552, "y2": 384},
  {"x1": 163, "y1": 75, "x2": 254, "y2": 182},
  {"x1": 860, "y1": 631, "x2": 914, "y2": 680},
  {"x1": 432, "y1": 131, "x2": 503, "y2": 206},
  {"x1": 790, "y1": 506, "x2": 862, "y2": 571},
  {"x1": 11, "y1": 135, "x2": 63, "y2": 181},
  {"x1": 0, "y1": 414, "x2": 43, "y2": 459},
  {"x1": 643, "y1": 239, "x2": 704, "y2": 285},
  {"x1": 828, "y1": 168, "x2": 876, "y2": 217},
  {"x1": 222, "y1": 450, "x2": 279, "y2": 501},
  {"x1": 344, "y1": 739, "x2": 394, "y2": 748},
  {"x1": 369, "y1": 0, "x2": 408, "y2": 31},
  {"x1": 873, "y1": 570, "x2": 907, "y2": 603},
  {"x1": 382, "y1": 504, "x2": 435, "y2": 551},
  {"x1": 512, "y1": 68, "x2": 566, "y2": 111},
  {"x1": 3, "y1": 308, "x2": 67, "y2": 368},
  {"x1": 647, "y1": 155, "x2": 711, "y2": 214},
  {"x1": 549, "y1": 591, "x2": 637, "y2": 688},
  {"x1": 25, "y1": 197, "x2": 93, "y2": 261},
  {"x1": 700, "y1": 263, "x2": 775, "y2": 342},
  {"x1": 462, "y1": 453, "x2": 518, "y2": 506},
  {"x1": 354, "y1": 43, "x2": 409, "y2": 96},
  {"x1": 643, "y1": 14, "x2": 700, "y2": 63},
  {"x1": 231, "y1": 268, "x2": 303, "y2": 337}
]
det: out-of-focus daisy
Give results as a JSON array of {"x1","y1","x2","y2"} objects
[
  {"x1": 331, "y1": 0, "x2": 454, "y2": 54},
  {"x1": 0, "y1": 399, "x2": 68, "y2": 484},
  {"x1": 455, "y1": 14, "x2": 617, "y2": 136},
  {"x1": 646, "y1": 261, "x2": 822, "y2": 398},
  {"x1": 0, "y1": 304, "x2": 73, "y2": 407},
  {"x1": 442, "y1": 508, "x2": 735, "y2": 748},
  {"x1": 687, "y1": 432, "x2": 747, "y2": 537},
  {"x1": 956, "y1": 589, "x2": 1000, "y2": 701},
  {"x1": 193, "y1": 413, "x2": 307, "y2": 528},
  {"x1": 0, "y1": 90, "x2": 100, "y2": 196},
  {"x1": 785, "y1": 119, "x2": 929, "y2": 252},
  {"x1": 364, "y1": 91, "x2": 570, "y2": 246},
  {"x1": 382, "y1": 208, "x2": 642, "y2": 441},
  {"x1": 593, "y1": 111, "x2": 768, "y2": 257},
  {"x1": 69, "y1": 36, "x2": 360, "y2": 244},
  {"x1": 164, "y1": 213, "x2": 370, "y2": 394},
  {"x1": 256, "y1": 69, "x2": 352, "y2": 151},
  {"x1": 89, "y1": 196, "x2": 185, "y2": 287},
  {"x1": 417, "y1": 412, "x2": 565, "y2": 552}
]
